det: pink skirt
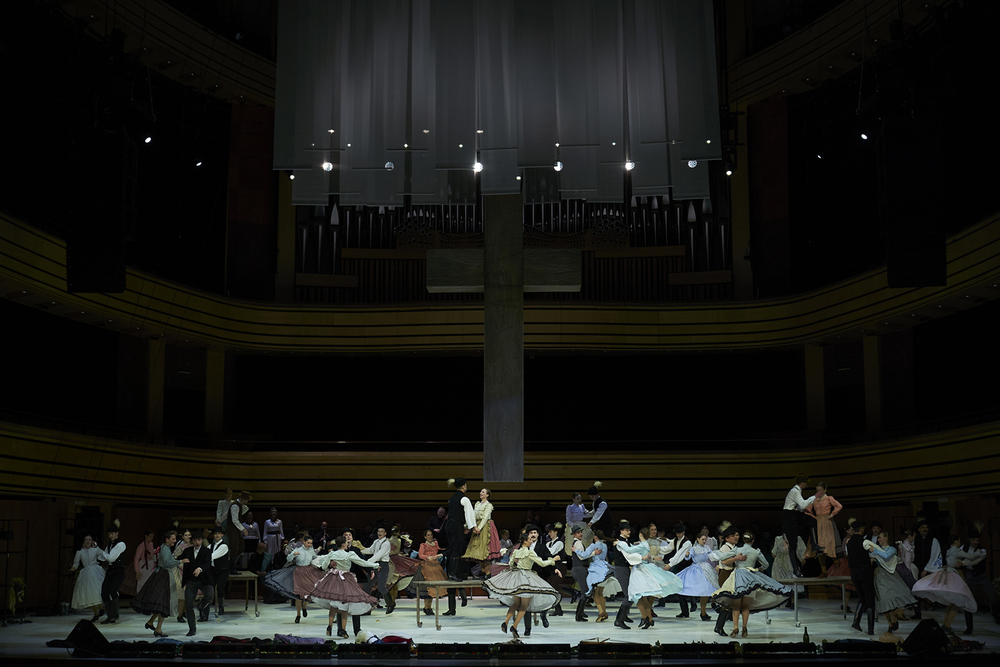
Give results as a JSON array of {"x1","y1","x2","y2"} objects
[
  {"x1": 912, "y1": 570, "x2": 977, "y2": 613},
  {"x1": 307, "y1": 569, "x2": 378, "y2": 615},
  {"x1": 390, "y1": 554, "x2": 421, "y2": 579},
  {"x1": 487, "y1": 521, "x2": 502, "y2": 560}
]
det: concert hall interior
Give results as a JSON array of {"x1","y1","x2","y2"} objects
[{"x1": 1, "y1": 0, "x2": 999, "y2": 663}]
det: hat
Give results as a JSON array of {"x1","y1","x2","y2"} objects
[
  {"x1": 795, "y1": 474, "x2": 810, "y2": 484},
  {"x1": 524, "y1": 524, "x2": 541, "y2": 534},
  {"x1": 968, "y1": 528, "x2": 981, "y2": 539},
  {"x1": 212, "y1": 526, "x2": 225, "y2": 535},
  {"x1": 238, "y1": 491, "x2": 252, "y2": 503},
  {"x1": 618, "y1": 519, "x2": 631, "y2": 531},
  {"x1": 588, "y1": 481, "x2": 603, "y2": 495},
  {"x1": 914, "y1": 518, "x2": 929, "y2": 529},
  {"x1": 449, "y1": 477, "x2": 467, "y2": 489},
  {"x1": 571, "y1": 524, "x2": 585, "y2": 534},
  {"x1": 672, "y1": 522, "x2": 686, "y2": 535},
  {"x1": 341, "y1": 527, "x2": 355, "y2": 535},
  {"x1": 722, "y1": 526, "x2": 739, "y2": 539}
]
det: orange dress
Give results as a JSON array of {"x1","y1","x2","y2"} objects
[{"x1": 804, "y1": 494, "x2": 842, "y2": 557}]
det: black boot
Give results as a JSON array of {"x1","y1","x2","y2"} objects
[
  {"x1": 913, "y1": 602, "x2": 922, "y2": 620},
  {"x1": 714, "y1": 609, "x2": 731, "y2": 637},
  {"x1": 550, "y1": 602, "x2": 563, "y2": 617},
  {"x1": 614, "y1": 602, "x2": 633, "y2": 629},
  {"x1": 851, "y1": 602, "x2": 866, "y2": 632},
  {"x1": 676, "y1": 597, "x2": 690, "y2": 618},
  {"x1": 964, "y1": 611, "x2": 974, "y2": 636},
  {"x1": 353, "y1": 614, "x2": 362, "y2": 635},
  {"x1": 443, "y1": 591, "x2": 457, "y2": 616},
  {"x1": 541, "y1": 611, "x2": 549, "y2": 628},
  {"x1": 459, "y1": 587, "x2": 468, "y2": 607},
  {"x1": 866, "y1": 606, "x2": 875, "y2": 635},
  {"x1": 576, "y1": 598, "x2": 588, "y2": 622}
]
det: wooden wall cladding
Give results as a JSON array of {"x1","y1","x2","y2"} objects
[
  {"x1": 2, "y1": 420, "x2": 997, "y2": 510},
  {"x1": 2, "y1": 211, "x2": 998, "y2": 353}
]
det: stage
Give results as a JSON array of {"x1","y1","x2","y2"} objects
[{"x1": 3, "y1": 595, "x2": 997, "y2": 663}]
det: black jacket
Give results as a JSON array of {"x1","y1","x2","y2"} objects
[
  {"x1": 846, "y1": 535, "x2": 873, "y2": 569},
  {"x1": 181, "y1": 545, "x2": 215, "y2": 587}
]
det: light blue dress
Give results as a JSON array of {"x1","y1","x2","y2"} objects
[
  {"x1": 617, "y1": 540, "x2": 683, "y2": 604},
  {"x1": 675, "y1": 543, "x2": 719, "y2": 597},
  {"x1": 578, "y1": 540, "x2": 622, "y2": 597},
  {"x1": 708, "y1": 544, "x2": 791, "y2": 613}
]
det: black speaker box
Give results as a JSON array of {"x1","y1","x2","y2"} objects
[
  {"x1": 901, "y1": 617, "x2": 950, "y2": 656},
  {"x1": 59, "y1": 619, "x2": 110, "y2": 658}
]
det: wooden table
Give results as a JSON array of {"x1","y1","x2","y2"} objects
[
  {"x1": 216, "y1": 571, "x2": 260, "y2": 618},
  {"x1": 764, "y1": 576, "x2": 852, "y2": 627},
  {"x1": 412, "y1": 580, "x2": 477, "y2": 631}
]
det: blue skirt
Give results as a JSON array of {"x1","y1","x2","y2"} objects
[
  {"x1": 711, "y1": 569, "x2": 791, "y2": 613},
  {"x1": 676, "y1": 562, "x2": 718, "y2": 598},
  {"x1": 264, "y1": 567, "x2": 301, "y2": 600},
  {"x1": 627, "y1": 563, "x2": 683, "y2": 604}
]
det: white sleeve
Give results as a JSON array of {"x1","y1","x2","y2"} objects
[
  {"x1": 216, "y1": 500, "x2": 228, "y2": 524},
  {"x1": 211, "y1": 544, "x2": 230, "y2": 562},
  {"x1": 106, "y1": 542, "x2": 126, "y2": 563},
  {"x1": 230, "y1": 504, "x2": 241, "y2": 524},
  {"x1": 925, "y1": 539, "x2": 942, "y2": 572},
  {"x1": 668, "y1": 541, "x2": 692, "y2": 567},
  {"x1": 371, "y1": 539, "x2": 392, "y2": 561},
  {"x1": 477, "y1": 502, "x2": 493, "y2": 530},
  {"x1": 548, "y1": 540, "x2": 564, "y2": 556},
  {"x1": 72, "y1": 550, "x2": 84, "y2": 569},
  {"x1": 461, "y1": 497, "x2": 476, "y2": 530},
  {"x1": 591, "y1": 501, "x2": 607, "y2": 524},
  {"x1": 791, "y1": 487, "x2": 815, "y2": 510}
]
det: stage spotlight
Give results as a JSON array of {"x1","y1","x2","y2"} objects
[
  {"x1": 624, "y1": 160, "x2": 635, "y2": 171},
  {"x1": 516, "y1": 175, "x2": 521, "y2": 181},
  {"x1": 726, "y1": 169, "x2": 733, "y2": 176},
  {"x1": 473, "y1": 161, "x2": 483, "y2": 173},
  {"x1": 195, "y1": 161, "x2": 202, "y2": 167},
  {"x1": 816, "y1": 153, "x2": 823, "y2": 159},
  {"x1": 687, "y1": 160, "x2": 698, "y2": 168},
  {"x1": 861, "y1": 133, "x2": 869, "y2": 140},
  {"x1": 144, "y1": 136, "x2": 152, "y2": 144},
  {"x1": 322, "y1": 161, "x2": 333, "y2": 172},
  {"x1": 553, "y1": 161, "x2": 563, "y2": 172},
  {"x1": 289, "y1": 174, "x2": 295, "y2": 180}
]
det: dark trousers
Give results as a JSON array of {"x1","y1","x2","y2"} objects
[
  {"x1": 444, "y1": 521, "x2": 466, "y2": 579},
  {"x1": 370, "y1": 563, "x2": 391, "y2": 600},
  {"x1": 184, "y1": 582, "x2": 214, "y2": 633},
  {"x1": 213, "y1": 571, "x2": 230, "y2": 612},
  {"x1": 614, "y1": 565, "x2": 631, "y2": 599},
  {"x1": 101, "y1": 568, "x2": 124, "y2": 618},
  {"x1": 851, "y1": 565, "x2": 876, "y2": 607},
  {"x1": 782, "y1": 510, "x2": 811, "y2": 574},
  {"x1": 715, "y1": 569, "x2": 733, "y2": 631}
]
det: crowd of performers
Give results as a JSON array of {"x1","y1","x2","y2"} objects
[{"x1": 68, "y1": 477, "x2": 997, "y2": 641}]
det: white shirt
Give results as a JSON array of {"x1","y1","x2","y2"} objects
[
  {"x1": 210, "y1": 539, "x2": 229, "y2": 562},
  {"x1": 547, "y1": 539, "x2": 564, "y2": 556},
  {"x1": 216, "y1": 499, "x2": 233, "y2": 524},
  {"x1": 585, "y1": 500, "x2": 608, "y2": 524},
  {"x1": 716, "y1": 541, "x2": 736, "y2": 571},
  {"x1": 362, "y1": 537, "x2": 392, "y2": 562},
  {"x1": 229, "y1": 503, "x2": 243, "y2": 525},
  {"x1": 923, "y1": 537, "x2": 942, "y2": 573},
  {"x1": 615, "y1": 541, "x2": 642, "y2": 566},
  {"x1": 783, "y1": 485, "x2": 816, "y2": 511},
  {"x1": 99, "y1": 541, "x2": 126, "y2": 563},
  {"x1": 458, "y1": 496, "x2": 476, "y2": 530},
  {"x1": 666, "y1": 538, "x2": 693, "y2": 568}
]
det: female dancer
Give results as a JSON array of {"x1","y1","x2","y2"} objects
[
  {"x1": 173, "y1": 528, "x2": 193, "y2": 623},
  {"x1": 70, "y1": 535, "x2": 105, "y2": 622},
  {"x1": 896, "y1": 527, "x2": 918, "y2": 587},
  {"x1": 565, "y1": 493, "x2": 588, "y2": 555},
  {"x1": 131, "y1": 530, "x2": 188, "y2": 637},
  {"x1": 864, "y1": 531, "x2": 917, "y2": 632},
  {"x1": 306, "y1": 536, "x2": 380, "y2": 638},
  {"x1": 614, "y1": 526, "x2": 683, "y2": 629},
  {"x1": 804, "y1": 482, "x2": 843, "y2": 573},
  {"x1": 709, "y1": 531, "x2": 791, "y2": 638},
  {"x1": 408, "y1": 529, "x2": 448, "y2": 616},
  {"x1": 574, "y1": 530, "x2": 621, "y2": 622},
  {"x1": 911, "y1": 535, "x2": 978, "y2": 637},
  {"x1": 771, "y1": 533, "x2": 806, "y2": 604},
  {"x1": 674, "y1": 533, "x2": 719, "y2": 621},
  {"x1": 463, "y1": 488, "x2": 501, "y2": 579},
  {"x1": 263, "y1": 508, "x2": 284, "y2": 557},
  {"x1": 387, "y1": 526, "x2": 421, "y2": 606},
  {"x1": 126, "y1": 529, "x2": 157, "y2": 596},
  {"x1": 264, "y1": 535, "x2": 317, "y2": 623},
  {"x1": 486, "y1": 531, "x2": 561, "y2": 639}
]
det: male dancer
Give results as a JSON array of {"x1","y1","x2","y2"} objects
[
  {"x1": 662, "y1": 522, "x2": 694, "y2": 617},
  {"x1": 225, "y1": 491, "x2": 251, "y2": 574},
  {"x1": 781, "y1": 475, "x2": 816, "y2": 576},
  {"x1": 208, "y1": 526, "x2": 230, "y2": 615},
  {"x1": 180, "y1": 530, "x2": 215, "y2": 636},
  {"x1": 584, "y1": 482, "x2": 613, "y2": 536},
  {"x1": 525, "y1": 524, "x2": 560, "y2": 634},
  {"x1": 97, "y1": 522, "x2": 126, "y2": 624},
  {"x1": 444, "y1": 478, "x2": 476, "y2": 581},
  {"x1": 959, "y1": 526, "x2": 999, "y2": 634},
  {"x1": 712, "y1": 526, "x2": 746, "y2": 637},
  {"x1": 361, "y1": 524, "x2": 394, "y2": 613},
  {"x1": 912, "y1": 518, "x2": 941, "y2": 619},
  {"x1": 613, "y1": 519, "x2": 639, "y2": 629},
  {"x1": 847, "y1": 520, "x2": 876, "y2": 635},
  {"x1": 569, "y1": 524, "x2": 592, "y2": 622}
]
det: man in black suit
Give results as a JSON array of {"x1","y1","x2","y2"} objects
[
  {"x1": 847, "y1": 519, "x2": 876, "y2": 635},
  {"x1": 208, "y1": 526, "x2": 231, "y2": 615},
  {"x1": 181, "y1": 530, "x2": 215, "y2": 636},
  {"x1": 525, "y1": 524, "x2": 562, "y2": 635}
]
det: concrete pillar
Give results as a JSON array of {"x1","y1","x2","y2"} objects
[
  {"x1": 863, "y1": 335, "x2": 882, "y2": 432},
  {"x1": 205, "y1": 349, "x2": 225, "y2": 433},
  {"x1": 804, "y1": 344, "x2": 825, "y2": 432},
  {"x1": 483, "y1": 194, "x2": 524, "y2": 483}
]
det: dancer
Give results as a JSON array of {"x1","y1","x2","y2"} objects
[
  {"x1": 172, "y1": 528, "x2": 193, "y2": 623},
  {"x1": 709, "y1": 531, "x2": 791, "y2": 638},
  {"x1": 485, "y1": 530, "x2": 561, "y2": 639},
  {"x1": 263, "y1": 507, "x2": 285, "y2": 557},
  {"x1": 545, "y1": 523, "x2": 570, "y2": 617},
  {"x1": 699, "y1": 526, "x2": 718, "y2": 551},
  {"x1": 97, "y1": 522, "x2": 126, "y2": 624},
  {"x1": 846, "y1": 519, "x2": 876, "y2": 635},
  {"x1": 207, "y1": 526, "x2": 231, "y2": 615},
  {"x1": 360, "y1": 524, "x2": 396, "y2": 612},
  {"x1": 864, "y1": 531, "x2": 917, "y2": 633},
  {"x1": 242, "y1": 512, "x2": 260, "y2": 564},
  {"x1": 673, "y1": 533, "x2": 720, "y2": 621},
  {"x1": 264, "y1": 535, "x2": 317, "y2": 622},
  {"x1": 179, "y1": 530, "x2": 215, "y2": 637},
  {"x1": 960, "y1": 524, "x2": 999, "y2": 633},
  {"x1": 911, "y1": 518, "x2": 942, "y2": 619},
  {"x1": 566, "y1": 524, "x2": 590, "y2": 621},
  {"x1": 565, "y1": 493, "x2": 588, "y2": 555},
  {"x1": 524, "y1": 524, "x2": 563, "y2": 631},
  {"x1": 584, "y1": 482, "x2": 613, "y2": 535},
  {"x1": 70, "y1": 535, "x2": 105, "y2": 622},
  {"x1": 131, "y1": 530, "x2": 188, "y2": 638},
  {"x1": 896, "y1": 527, "x2": 918, "y2": 585},
  {"x1": 912, "y1": 535, "x2": 978, "y2": 637},
  {"x1": 614, "y1": 526, "x2": 684, "y2": 629},
  {"x1": 804, "y1": 482, "x2": 843, "y2": 574},
  {"x1": 612, "y1": 520, "x2": 638, "y2": 630},
  {"x1": 131, "y1": 529, "x2": 157, "y2": 595},
  {"x1": 408, "y1": 529, "x2": 448, "y2": 616},
  {"x1": 308, "y1": 536, "x2": 381, "y2": 638},
  {"x1": 771, "y1": 533, "x2": 806, "y2": 603},
  {"x1": 711, "y1": 525, "x2": 747, "y2": 637},
  {"x1": 225, "y1": 491, "x2": 251, "y2": 574},
  {"x1": 574, "y1": 529, "x2": 621, "y2": 623},
  {"x1": 463, "y1": 488, "x2": 500, "y2": 580},
  {"x1": 781, "y1": 475, "x2": 816, "y2": 577},
  {"x1": 661, "y1": 522, "x2": 694, "y2": 617},
  {"x1": 387, "y1": 526, "x2": 420, "y2": 606},
  {"x1": 444, "y1": 478, "x2": 477, "y2": 582}
]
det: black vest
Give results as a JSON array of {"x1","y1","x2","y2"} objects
[
  {"x1": 590, "y1": 496, "x2": 612, "y2": 533},
  {"x1": 847, "y1": 534, "x2": 871, "y2": 569},
  {"x1": 210, "y1": 540, "x2": 229, "y2": 573},
  {"x1": 964, "y1": 546, "x2": 987, "y2": 576},
  {"x1": 913, "y1": 534, "x2": 934, "y2": 572},
  {"x1": 105, "y1": 539, "x2": 125, "y2": 570},
  {"x1": 667, "y1": 537, "x2": 692, "y2": 572},
  {"x1": 447, "y1": 491, "x2": 466, "y2": 524},
  {"x1": 568, "y1": 539, "x2": 587, "y2": 569}
]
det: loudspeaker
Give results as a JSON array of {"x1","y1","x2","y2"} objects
[
  {"x1": 55, "y1": 619, "x2": 110, "y2": 658},
  {"x1": 901, "y1": 617, "x2": 950, "y2": 656}
]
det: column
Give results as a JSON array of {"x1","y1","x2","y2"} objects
[
  {"x1": 205, "y1": 349, "x2": 225, "y2": 433},
  {"x1": 275, "y1": 171, "x2": 296, "y2": 302},
  {"x1": 483, "y1": 194, "x2": 524, "y2": 483},
  {"x1": 863, "y1": 335, "x2": 882, "y2": 432},
  {"x1": 804, "y1": 344, "x2": 825, "y2": 432}
]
